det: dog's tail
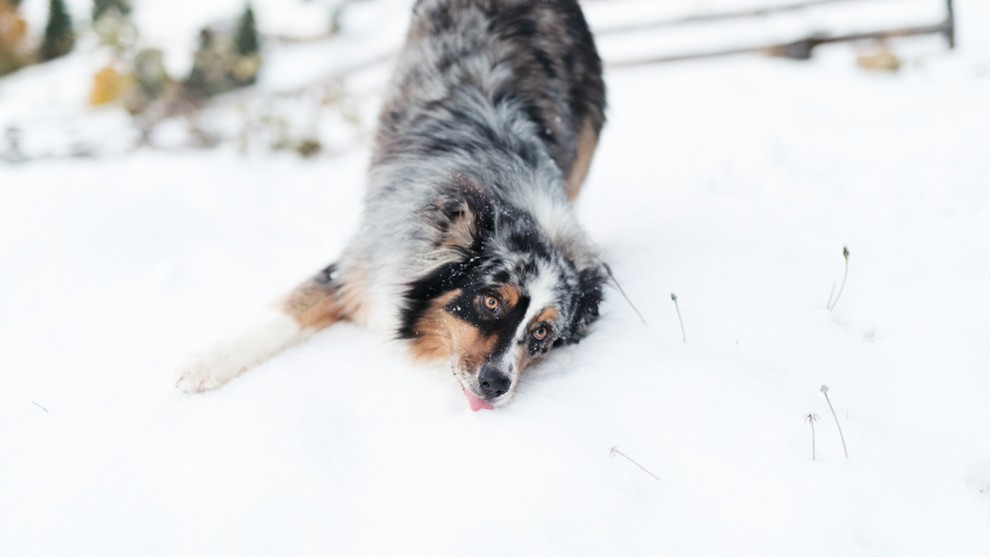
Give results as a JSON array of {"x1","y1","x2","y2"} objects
[{"x1": 176, "y1": 264, "x2": 363, "y2": 393}]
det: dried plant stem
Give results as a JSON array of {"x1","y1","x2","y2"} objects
[
  {"x1": 671, "y1": 293, "x2": 686, "y2": 343},
  {"x1": 610, "y1": 446, "x2": 660, "y2": 481},
  {"x1": 827, "y1": 247, "x2": 850, "y2": 311},
  {"x1": 603, "y1": 263, "x2": 647, "y2": 325},
  {"x1": 820, "y1": 386, "x2": 848, "y2": 458},
  {"x1": 805, "y1": 413, "x2": 819, "y2": 461}
]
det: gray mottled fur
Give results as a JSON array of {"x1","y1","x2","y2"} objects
[
  {"x1": 177, "y1": 0, "x2": 609, "y2": 402},
  {"x1": 338, "y1": 0, "x2": 607, "y2": 334}
]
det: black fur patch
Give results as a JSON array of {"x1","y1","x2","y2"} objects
[{"x1": 564, "y1": 265, "x2": 607, "y2": 343}]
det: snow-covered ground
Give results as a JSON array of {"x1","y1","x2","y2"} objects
[{"x1": 2, "y1": 1, "x2": 989, "y2": 555}]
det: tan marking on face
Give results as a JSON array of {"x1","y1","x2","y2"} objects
[
  {"x1": 407, "y1": 290, "x2": 461, "y2": 361},
  {"x1": 496, "y1": 284, "x2": 520, "y2": 309},
  {"x1": 533, "y1": 307, "x2": 560, "y2": 325},
  {"x1": 281, "y1": 266, "x2": 368, "y2": 330},
  {"x1": 515, "y1": 352, "x2": 533, "y2": 375},
  {"x1": 446, "y1": 318, "x2": 498, "y2": 372},
  {"x1": 407, "y1": 289, "x2": 501, "y2": 374},
  {"x1": 565, "y1": 119, "x2": 599, "y2": 203},
  {"x1": 514, "y1": 345, "x2": 546, "y2": 377}
]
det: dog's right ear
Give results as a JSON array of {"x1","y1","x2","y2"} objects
[
  {"x1": 568, "y1": 263, "x2": 607, "y2": 341},
  {"x1": 422, "y1": 174, "x2": 495, "y2": 254}
]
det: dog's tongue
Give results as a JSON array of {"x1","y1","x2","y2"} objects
[{"x1": 464, "y1": 389, "x2": 493, "y2": 412}]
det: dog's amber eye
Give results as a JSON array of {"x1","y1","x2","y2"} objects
[
  {"x1": 483, "y1": 295, "x2": 499, "y2": 312},
  {"x1": 532, "y1": 325, "x2": 548, "y2": 341}
]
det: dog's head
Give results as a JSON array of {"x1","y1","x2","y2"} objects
[{"x1": 399, "y1": 176, "x2": 606, "y2": 410}]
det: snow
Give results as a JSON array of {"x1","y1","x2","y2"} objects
[{"x1": 2, "y1": 1, "x2": 990, "y2": 555}]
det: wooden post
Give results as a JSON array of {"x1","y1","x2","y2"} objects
[{"x1": 945, "y1": 0, "x2": 956, "y2": 49}]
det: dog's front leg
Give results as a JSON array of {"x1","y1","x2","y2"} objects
[{"x1": 176, "y1": 263, "x2": 362, "y2": 393}]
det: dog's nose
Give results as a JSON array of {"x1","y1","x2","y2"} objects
[{"x1": 478, "y1": 366, "x2": 511, "y2": 399}]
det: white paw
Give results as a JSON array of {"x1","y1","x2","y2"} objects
[
  {"x1": 176, "y1": 349, "x2": 247, "y2": 393},
  {"x1": 175, "y1": 312, "x2": 304, "y2": 393}
]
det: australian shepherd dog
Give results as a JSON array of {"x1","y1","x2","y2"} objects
[{"x1": 177, "y1": 0, "x2": 608, "y2": 411}]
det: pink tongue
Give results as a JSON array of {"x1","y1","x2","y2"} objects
[{"x1": 464, "y1": 389, "x2": 493, "y2": 412}]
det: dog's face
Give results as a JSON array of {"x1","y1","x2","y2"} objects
[{"x1": 400, "y1": 181, "x2": 605, "y2": 409}]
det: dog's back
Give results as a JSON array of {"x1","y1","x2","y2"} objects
[{"x1": 374, "y1": 0, "x2": 605, "y2": 199}]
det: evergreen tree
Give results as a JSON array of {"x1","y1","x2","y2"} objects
[
  {"x1": 234, "y1": 4, "x2": 259, "y2": 57},
  {"x1": 92, "y1": 0, "x2": 130, "y2": 22},
  {"x1": 40, "y1": 0, "x2": 74, "y2": 61}
]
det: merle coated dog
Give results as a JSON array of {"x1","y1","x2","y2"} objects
[{"x1": 178, "y1": 0, "x2": 608, "y2": 411}]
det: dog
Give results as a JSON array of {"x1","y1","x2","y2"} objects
[{"x1": 177, "y1": 0, "x2": 608, "y2": 411}]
